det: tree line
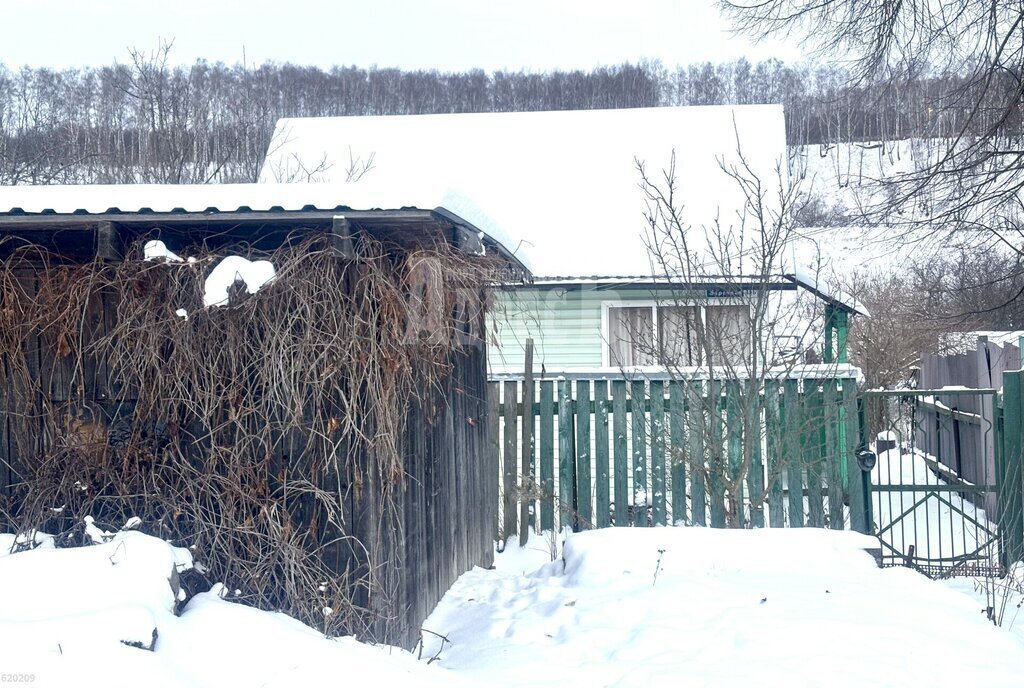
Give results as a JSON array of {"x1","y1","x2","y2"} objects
[{"x1": 0, "y1": 43, "x2": 1014, "y2": 185}]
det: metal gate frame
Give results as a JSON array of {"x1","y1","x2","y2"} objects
[{"x1": 860, "y1": 388, "x2": 1002, "y2": 579}]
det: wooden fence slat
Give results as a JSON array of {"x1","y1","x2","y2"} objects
[
  {"x1": 1001, "y1": 371, "x2": 1024, "y2": 565},
  {"x1": 825, "y1": 378, "x2": 844, "y2": 530},
  {"x1": 669, "y1": 381, "x2": 686, "y2": 525},
  {"x1": 612, "y1": 381, "x2": 629, "y2": 526},
  {"x1": 630, "y1": 380, "x2": 648, "y2": 526},
  {"x1": 575, "y1": 380, "x2": 593, "y2": 527},
  {"x1": 842, "y1": 379, "x2": 866, "y2": 533},
  {"x1": 520, "y1": 342, "x2": 535, "y2": 542},
  {"x1": 804, "y1": 382, "x2": 825, "y2": 528},
  {"x1": 749, "y1": 382, "x2": 765, "y2": 529},
  {"x1": 650, "y1": 380, "x2": 667, "y2": 526},
  {"x1": 688, "y1": 381, "x2": 707, "y2": 526},
  {"x1": 765, "y1": 380, "x2": 784, "y2": 527},
  {"x1": 724, "y1": 381, "x2": 743, "y2": 526},
  {"x1": 710, "y1": 381, "x2": 727, "y2": 528},
  {"x1": 558, "y1": 380, "x2": 575, "y2": 532},
  {"x1": 539, "y1": 380, "x2": 555, "y2": 531},
  {"x1": 487, "y1": 384, "x2": 501, "y2": 539},
  {"x1": 502, "y1": 381, "x2": 518, "y2": 540},
  {"x1": 594, "y1": 381, "x2": 611, "y2": 528},
  {"x1": 784, "y1": 379, "x2": 804, "y2": 527}
]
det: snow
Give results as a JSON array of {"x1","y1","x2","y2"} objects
[
  {"x1": 425, "y1": 527, "x2": 1024, "y2": 686},
  {"x1": 202, "y1": 255, "x2": 277, "y2": 307},
  {"x1": 260, "y1": 105, "x2": 788, "y2": 277},
  {"x1": 871, "y1": 446, "x2": 996, "y2": 568},
  {"x1": 144, "y1": 240, "x2": 183, "y2": 263},
  {"x1": 0, "y1": 528, "x2": 460, "y2": 688}
]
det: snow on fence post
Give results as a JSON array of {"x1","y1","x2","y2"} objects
[
  {"x1": 765, "y1": 380, "x2": 785, "y2": 528},
  {"x1": 630, "y1": 380, "x2": 649, "y2": 527}
]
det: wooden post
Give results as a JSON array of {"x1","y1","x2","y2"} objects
[
  {"x1": 502, "y1": 381, "x2": 518, "y2": 542},
  {"x1": 836, "y1": 310, "x2": 849, "y2": 364},
  {"x1": 1001, "y1": 370, "x2": 1024, "y2": 567},
  {"x1": 594, "y1": 381, "x2": 611, "y2": 528},
  {"x1": 650, "y1": 381, "x2": 666, "y2": 526},
  {"x1": 330, "y1": 215, "x2": 355, "y2": 258},
  {"x1": 519, "y1": 339, "x2": 534, "y2": 547},
  {"x1": 96, "y1": 221, "x2": 124, "y2": 262},
  {"x1": 575, "y1": 380, "x2": 592, "y2": 527},
  {"x1": 539, "y1": 380, "x2": 555, "y2": 531},
  {"x1": 765, "y1": 380, "x2": 784, "y2": 527},
  {"x1": 612, "y1": 381, "x2": 629, "y2": 526},
  {"x1": 487, "y1": 384, "x2": 501, "y2": 540},
  {"x1": 669, "y1": 381, "x2": 686, "y2": 525},
  {"x1": 823, "y1": 305, "x2": 835, "y2": 365},
  {"x1": 558, "y1": 380, "x2": 575, "y2": 533},
  {"x1": 631, "y1": 379, "x2": 648, "y2": 526}
]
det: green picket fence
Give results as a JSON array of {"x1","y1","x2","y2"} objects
[{"x1": 489, "y1": 374, "x2": 865, "y2": 538}]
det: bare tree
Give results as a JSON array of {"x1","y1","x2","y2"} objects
[
  {"x1": 723, "y1": 0, "x2": 1024, "y2": 253},
  {"x1": 629, "y1": 140, "x2": 846, "y2": 527}
]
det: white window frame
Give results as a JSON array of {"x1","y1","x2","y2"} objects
[{"x1": 600, "y1": 298, "x2": 752, "y2": 369}]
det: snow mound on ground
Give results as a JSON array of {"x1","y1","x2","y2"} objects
[
  {"x1": 424, "y1": 527, "x2": 1024, "y2": 687},
  {"x1": 0, "y1": 529, "x2": 461, "y2": 688}
]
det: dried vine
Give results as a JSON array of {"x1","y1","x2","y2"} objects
[{"x1": 0, "y1": 231, "x2": 497, "y2": 640}]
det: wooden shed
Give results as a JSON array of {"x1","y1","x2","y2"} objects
[{"x1": 0, "y1": 184, "x2": 527, "y2": 647}]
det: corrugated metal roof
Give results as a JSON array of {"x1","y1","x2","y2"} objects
[{"x1": 0, "y1": 182, "x2": 529, "y2": 272}]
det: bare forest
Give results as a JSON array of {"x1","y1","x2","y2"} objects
[{"x1": 1, "y1": 43, "x2": 1018, "y2": 185}]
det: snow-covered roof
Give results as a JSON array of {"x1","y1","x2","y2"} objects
[
  {"x1": 0, "y1": 182, "x2": 526, "y2": 270},
  {"x1": 259, "y1": 105, "x2": 788, "y2": 277},
  {"x1": 786, "y1": 268, "x2": 869, "y2": 316}
]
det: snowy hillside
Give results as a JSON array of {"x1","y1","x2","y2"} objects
[{"x1": 786, "y1": 139, "x2": 1012, "y2": 286}]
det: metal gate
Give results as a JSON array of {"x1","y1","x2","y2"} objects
[{"x1": 860, "y1": 389, "x2": 1001, "y2": 578}]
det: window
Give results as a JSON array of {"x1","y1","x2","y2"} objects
[{"x1": 605, "y1": 303, "x2": 751, "y2": 368}]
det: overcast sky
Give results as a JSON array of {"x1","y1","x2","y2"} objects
[{"x1": 3, "y1": 0, "x2": 801, "y2": 71}]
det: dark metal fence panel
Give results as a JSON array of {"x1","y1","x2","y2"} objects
[{"x1": 862, "y1": 388, "x2": 1001, "y2": 578}]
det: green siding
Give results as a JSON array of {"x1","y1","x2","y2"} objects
[{"x1": 488, "y1": 286, "x2": 701, "y2": 372}]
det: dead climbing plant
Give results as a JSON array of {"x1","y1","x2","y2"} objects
[{"x1": 0, "y1": 230, "x2": 499, "y2": 640}]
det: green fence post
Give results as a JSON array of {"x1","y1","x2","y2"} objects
[
  {"x1": 1001, "y1": 371, "x2": 1024, "y2": 568},
  {"x1": 765, "y1": 380, "x2": 784, "y2": 527},
  {"x1": 575, "y1": 380, "x2": 592, "y2": 527},
  {"x1": 631, "y1": 379, "x2": 649, "y2": 526},
  {"x1": 825, "y1": 378, "x2": 844, "y2": 530},
  {"x1": 749, "y1": 382, "x2": 765, "y2": 529},
  {"x1": 558, "y1": 380, "x2": 575, "y2": 532},
  {"x1": 651, "y1": 380, "x2": 667, "y2": 526},
  {"x1": 784, "y1": 379, "x2": 804, "y2": 527},
  {"x1": 844, "y1": 380, "x2": 867, "y2": 533},
  {"x1": 612, "y1": 381, "x2": 629, "y2": 526},
  {"x1": 594, "y1": 381, "x2": 611, "y2": 528},
  {"x1": 539, "y1": 380, "x2": 555, "y2": 532},
  {"x1": 669, "y1": 381, "x2": 687, "y2": 525},
  {"x1": 726, "y1": 380, "x2": 744, "y2": 526},
  {"x1": 688, "y1": 381, "x2": 707, "y2": 526},
  {"x1": 710, "y1": 380, "x2": 727, "y2": 528}
]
